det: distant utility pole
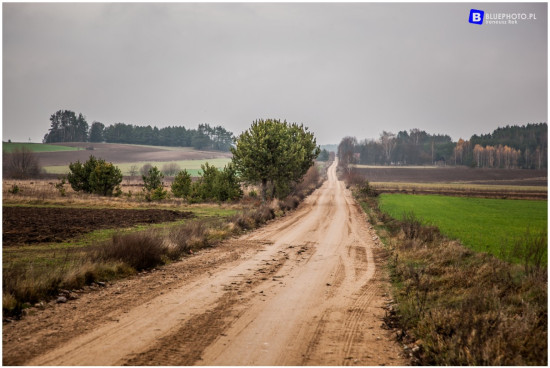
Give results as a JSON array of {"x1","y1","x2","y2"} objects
[{"x1": 431, "y1": 140, "x2": 434, "y2": 165}]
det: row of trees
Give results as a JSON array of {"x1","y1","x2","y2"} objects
[
  {"x1": 471, "y1": 144, "x2": 522, "y2": 169},
  {"x1": 43, "y1": 110, "x2": 234, "y2": 151},
  {"x1": 60, "y1": 119, "x2": 320, "y2": 202},
  {"x1": 99, "y1": 123, "x2": 233, "y2": 151},
  {"x1": 66, "y1": 156, "x2": 242, "y2": 202},
  {"x1": 339, "y1": 123, "x2": 547, "y2": 169}
]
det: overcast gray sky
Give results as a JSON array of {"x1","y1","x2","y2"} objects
[{"x1": 3, "y1": 2, "x2": 547, "y2": 145}]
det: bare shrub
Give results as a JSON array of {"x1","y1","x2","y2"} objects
[
  {"x1": 232, "y1": 212, "x2": 255, "y2": 231},
  {"x1": 94, "y1": 230, "x2": 168, "y2": 270},
  {"x1": 162, "y1": 162, "x2": 181, "y2": 176},
  {"x1": 252, "y1": 205, "x2": 275, "y2": 225},
  {"x1": 167, "y1": 221, "x2": 208, "y2": 258},
  {"x1": 140, "y1": 163, "x2": 153, "y2": 176},
  {"x1": 292, "y1": 165, "x2": 321, "y2": 196},
  {"x1": 279, "y1": 196, "x2": 300, "y2": 212},
  {"x1": 3, "y1": 147, "x2": 42, "y2": 179},
  {"x1": 510, "y1": 229, "x2": 547, "y2": 274},
  {"x1": 127, "y1": 165, "x2": 139, "y2": 184},
  {"x1": 358, "y1": 180, "x2": 379, "y2": 197},
  {"x1": 399, "y1": 212, "x2": 439, "y2": 243},
  {"x1": 401, "y1": 211, "x2": 423, "y2": 239},
  {"x1": 230, "y1": 204, "x2": 275, "y2": 231},
  {"x1": 343, "y1": 167, "x2": 364, "y2": 188}
]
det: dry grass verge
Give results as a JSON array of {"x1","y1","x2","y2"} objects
[
  {"x1": 358, "y1": 195, "x2": 547, "y2": 366},
  {"x1": 3, "y1": 165, "x2": 328, "y2": 318}
]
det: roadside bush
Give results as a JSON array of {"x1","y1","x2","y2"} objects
[
  {"x1": 232, "y1": 212, "x2": 255, "y2": 230},
  {"x1": 171, "y1": 170, "x2": 192, "y2": 198},
  {"x1": 343, "y1": 167, "x2": 364, "y2": 188},
  {"x1": 400, "y1": 212, "x2": 439, "y2": 243},
  {"x1": 67, "y1": 156, "x2": 122, "y2": 196},
  {"x1": 358, "y1": 180, "x2": 379, "y2": 197},
  {"x1": 167, "y1": 221, "x2": 208, "y2": 258},
  {"x1": 230, "y1": 203, "x2": 277, "y2": 232},
  {"x1": 291, "y1": 165, "x2": 321, "y2": 197},
  {"x1": 252, "y1": 205, "x2": 275, "y2": 225},
  {"x1": 95, "y1": 231, "x2": 168, "y2": 271},
  {"x1": 279, "y1": 195, "x2": 300, "y2": 211},
  {"x1": 401, "y1": 211, "x2": 423, "y2": 240}
]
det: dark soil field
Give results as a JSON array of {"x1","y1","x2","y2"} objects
[
  {"x1": 356, "y1": 166, "x2": 547, "y2": 186},
  {"x1": 2, "y1": 207, "x2": 194, "y2": 246},
  {"x1": 34, "y1": 143, "x2": 232, "y2": 167}
]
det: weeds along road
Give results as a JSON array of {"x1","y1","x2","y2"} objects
[{"x1": 5, "y1": 160, "x2": 406, "y2": 366}]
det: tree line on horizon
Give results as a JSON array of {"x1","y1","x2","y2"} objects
[
  {"x1": 338, "y1": 123, "x2": 547, "y2": 169},
  {"x1": 42, "y1": 109, "x2": 234, "y2": 151}
]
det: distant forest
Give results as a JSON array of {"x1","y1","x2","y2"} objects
[
  {"x1": 43, "y1": 110, "x2": 234, "y2": 151},
  {"x1": 338, "y1": 123, "x2": 547, "y2": 169}
]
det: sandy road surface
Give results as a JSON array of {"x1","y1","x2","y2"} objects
[{"x1": 4, "y1": 161, "x2": 406, "y2": 366}]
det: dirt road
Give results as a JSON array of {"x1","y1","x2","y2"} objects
[{"x1": 3, "y1": 161, "x2": 406, "y2": 366}]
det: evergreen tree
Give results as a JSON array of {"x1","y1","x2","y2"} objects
[
  {"x1": 231, "y1": 119, "x2": 320, "y2": 200},
  {"x1": 89, "y1": 121, "x2": 105, "y2": 142}
]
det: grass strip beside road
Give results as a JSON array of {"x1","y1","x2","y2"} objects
[{"x1": 356, "y1": 194, "x2": 547, "y2": 365}]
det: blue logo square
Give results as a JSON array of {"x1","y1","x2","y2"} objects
[{"x1": 469, "y1": 9, "x2": 484, "y2": 24}]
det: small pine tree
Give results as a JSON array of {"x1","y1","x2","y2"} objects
[
  {"x1": 67, "y1": 156, "x2": 122, "y2": 196},
  {"x1": 171, "y1": 170, "x2": 192, "y2": 198},
  {"x1": 142, "y1": 166, "x2": 167, "y2": 201},
  {"x1": 142, "y1": 166, "x2": 164, "y2": 191},
  {"x1": 90, "y1": 161, "x2": 123, "y2": 196}
]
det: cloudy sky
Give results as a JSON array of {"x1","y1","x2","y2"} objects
[{"x1": 3, "y1": 2, "x2": 547, "y2": 145}]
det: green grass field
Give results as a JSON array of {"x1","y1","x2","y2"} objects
[
  {"x1": 44, "y1": 158, "x2": 232, "y2": 176},
  {"x1": 3, "y1": 142, "x2": 80, "y2": 153},
  {"x1": 378, "y1": 194, "x2": 547, "y2": 260}
]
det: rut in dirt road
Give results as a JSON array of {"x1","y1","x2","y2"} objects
[{"x1": 23, "y1": 160, "x2": 406, "y2": 366}]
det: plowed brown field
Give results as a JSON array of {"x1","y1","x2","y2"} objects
[
  {"x1": 33, "y1": 143, "x2": 231, "y2": 167},
  {"x1": 2, "y1": 207, "x2": 193, "y2": 246}
]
